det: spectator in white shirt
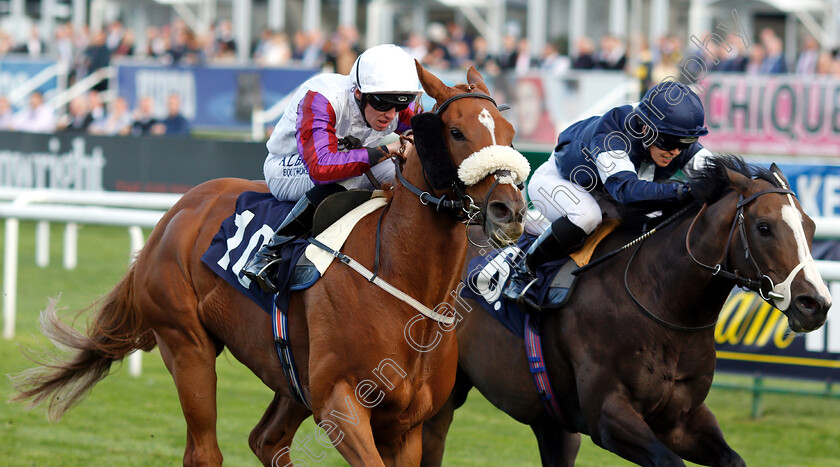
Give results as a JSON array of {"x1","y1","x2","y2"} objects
[
  {"x1": 11, "y1": 92, "x2": 56, "y2": 133},
  {"x1": 89, "y1": 96, "x2": 132, "y2": 136}
]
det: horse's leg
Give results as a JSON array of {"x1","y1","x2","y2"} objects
[
  {"x1": 378, "y1": 425, "x2": 424, "y2": 467},
  {"x1": 420, "y1": 369, "x2": 473, "y2": 467},
  {"x1": 660, "y1": 403, "x2": 744, "y2": 467},
  {"x1": 590, "y1": 393, "x2": 685, "y2": 467},
  {"x1": 530, "y1": 423, "x2": 581, "y2": 467},
  {"x1": 314, "y1": 381, "x2": 384, "y2": 467},
  {"x1": 248, "y1": 392, "x2": 312, "y2": 466},
  {"x1": 155, "y1": 329, "x2": 223, "y2": 467}
]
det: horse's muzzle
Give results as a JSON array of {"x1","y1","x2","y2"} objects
[
  {"x1": 788, "y1": 293, "x2": 830, "y2": 332},
  {"x1": 485, "y1": 199, "x2": 525, "y2": 246}
]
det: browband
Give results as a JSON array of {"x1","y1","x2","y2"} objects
[{"x1": 435, "y1": 92, "x2": 499, "y2": 115}]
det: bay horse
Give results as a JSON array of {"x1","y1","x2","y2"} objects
[
  {"x1": 421, "y1": 156, "x2": 831, "y2": 466},
  {"x1": 12, "y1": 64, "x2": 529, "y2": 466}
]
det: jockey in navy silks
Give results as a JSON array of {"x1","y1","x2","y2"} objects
[
  {"x1": 506, "y1": 81, "x2": 714, "y2": 304},
  {"x1": 243, "y1": 44, "x2": 423, "y2": 293}
]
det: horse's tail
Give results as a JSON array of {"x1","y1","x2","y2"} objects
[{"x1": 10, "y1": 264, "x2": 156, "y2": 421}]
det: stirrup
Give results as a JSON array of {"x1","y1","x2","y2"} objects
[
  {"x1": 245, "y1": 257, "x2": 284, "y2": 294},
  {"x1": 503, "y1": 267, "x2": 536, "y2": 300},
  {"x1": 516, "y1": 279, "x2": 542, "y2": 315},
  {"x1": 516, "y1": 279, "x2": 543, "y2": 314}
]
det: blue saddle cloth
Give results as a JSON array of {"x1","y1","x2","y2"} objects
[
  {"x1": 200, "y1": 191, "x2": 315, "y2": 314},
  {"x1": 460, "y1": 234, "x2": 574, "y2": 338}
]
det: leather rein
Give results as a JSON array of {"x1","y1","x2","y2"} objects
[
  {"x1": 623, "y1": 186, "x2": 794, "y2": 333},
  {"x1": 392, "y1": 92, "x2": 517, "y2": 226},
  {"x1": 685, "y1": 187, "x2": 794, "y2": 301}
]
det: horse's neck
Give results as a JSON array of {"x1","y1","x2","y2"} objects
[
  {"x1": 638, "y1": 196, "x2": 742, "y2": 327},
  {"x1": 383, "y1": 156, "x2": 467, "y2": 303}
]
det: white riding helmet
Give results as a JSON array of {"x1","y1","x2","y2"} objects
[{"x1": 351, "y1": 44, "x2": 423, "y2": 95}]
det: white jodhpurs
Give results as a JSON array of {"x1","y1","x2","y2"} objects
[
  {"x1": 264, "y1": 154, "x2": 397, "y2": 201},
  {"x1": 526, "y1": 156, "x2": 602, "y2": 235}
]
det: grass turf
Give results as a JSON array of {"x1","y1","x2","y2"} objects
[{"x1": 1, "y1": 223, "x2": 838, "y2": 466}]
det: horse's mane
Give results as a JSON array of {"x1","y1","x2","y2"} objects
[
  {"x1": 688, "y1": 154, "x2": 779, "y2": 204},
  {"x1": 613, "y1": 155, "x2": 779, "y2": 233}
]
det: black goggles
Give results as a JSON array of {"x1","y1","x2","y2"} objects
[
  {"x1": 366, "y1": 94, "x2": 414, "y2": 112},
  {"x1": 651, "y1": 133, "x2": 698, "y2": 151}
]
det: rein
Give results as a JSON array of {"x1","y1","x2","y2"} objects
[
  {"x1": 619, "y1": 204, "x2": 720, "y2": 332},
  {"x1": 686, "y1": 187, "x2": 795, "y2": 302},
  {"x1": 392, "y1": 90, "x2": 518, "y2": 224},
  {"x1": 571, "y1": 182, "x2": 799, "y2": 332},
  {"x1": 391, "y1": 155, "x2": 480, "y2": 220},
  {"x1": 625, "y1": 186, "x2": 794, "y2": 333},
  {"x1": 307, "y1": 91, "x2": 520, "y2": 326}
]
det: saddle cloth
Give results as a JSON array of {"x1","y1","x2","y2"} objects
[
  {"x1": 461, "y1": 219, "x2": 619, "y2": 338},
  {"x1": 200, "y1": 191, "x2": 388, "y2": 314}
]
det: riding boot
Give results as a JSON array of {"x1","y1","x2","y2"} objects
[
  {"x1": 243, "y1": 195, "x2": 317, "y2": 293},
  {"x1": 504, "y1": 216, "x2": 588, "y2": 312},
  {"x1": 243, "y1": 183, "x2": 347, "y2": 294}
]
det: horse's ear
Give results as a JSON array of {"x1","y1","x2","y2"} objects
[
  {"x1": 410, "y1": 112, "x2": 458, "y2": 189},
  {"x1": 725, "y1": 168, "x2": 753, "y2": 195},
  {"x1": 769, "y1": 163, "x2": 790, "y2": 189},
  {"x1": 416, "y1": 60, "x2": 447, "y2": 100},
  {"x1": 466, "y1": 66, "x2": 490, "y2": 94}
]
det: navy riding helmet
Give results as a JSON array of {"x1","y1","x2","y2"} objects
[{"x1": 637, "y1": 82, "x2": 708, "y2": 149}]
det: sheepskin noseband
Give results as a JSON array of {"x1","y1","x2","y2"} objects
[{"x1": 457, "y1": 145, "x2": 531, "y2": 186}]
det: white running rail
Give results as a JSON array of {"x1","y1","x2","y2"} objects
[{"x1": 0, "y1": 189, "x2": 182, "y2": 376}]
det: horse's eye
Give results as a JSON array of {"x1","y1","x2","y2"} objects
[
  {"x1": 757, "y1": 223, "x2": 772, "y2": 237},
  {"x1": 450, "y1": 129, "x2": 465, "y2": 141}
]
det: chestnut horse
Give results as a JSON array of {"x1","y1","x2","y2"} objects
[
  {"x1": 421, "y1": 157, "x2": 831, "y2": 466},
  {"x1": 13, "y1": 64, "x2": 528, "y2": 466}
]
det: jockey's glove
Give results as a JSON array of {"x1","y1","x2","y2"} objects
[{"x1": 677, "y1": 182, "x2": 693, "y2": 201}]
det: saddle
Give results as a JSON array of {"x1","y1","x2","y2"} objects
[
  {"x1": 462, "y1": 219, "x2": 620, "y2": 337},
  {"x1": 201, "y1": 189, "x2": 388, "y2": 314},
  {"x1": 291, "y1": 190, "x2": 381, "y2": 290},
  {"x1": 536, "y1": 218, "x2": 621, "y2": 312}
]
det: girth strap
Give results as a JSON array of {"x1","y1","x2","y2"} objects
[
  {"x1": 272, "y1": 302, "x2": 310, "y2": 409},
  {"x1": 524, "y1": 315, "x2": 568, "y2": 426}
]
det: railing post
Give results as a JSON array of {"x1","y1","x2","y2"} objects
[
  {"x1": 3, "y1": 218, "x2": 19, "y2": 339},
  {"x1": 127, "y1": 225, "x2": 145, "y2": 376},
  {"x1": 252, "y1": 107, "x2": 264, "y2": 141},
  {"x1": 63, "y1": 222, "x2": 78, "y2": 270},
  {"x1": 36, "y1": 221, "x2": 50, "y2": 267},
  {"x1": 751, "y1": 373, "x2": 764, "y2": 419}
]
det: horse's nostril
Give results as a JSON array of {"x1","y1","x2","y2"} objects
[
  {"x1": 488, "y1": 201, "x2": 513, "y2": 223},
  {"x1": 795, "y1": 295, "x2": 823, "y2": 314}
]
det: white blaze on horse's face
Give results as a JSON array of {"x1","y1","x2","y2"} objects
[
  {"x1": 773, "y1": 199, "x2": 831, "y2": 310},
  {"x1": 478, "y1": 108, "x2": 497, "y2": 146},
  {"x1": 456, "y1": 107, "x2": 531, "y2": 188}
]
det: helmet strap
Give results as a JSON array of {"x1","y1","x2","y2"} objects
[
  {"x1": 641, "y1": 125, "x2": 652, "y2": 149},
  {"x1": 354, "y1": 89, "x2": 372, "y2": 129},
  {"x1": 353, "y1": 55, "x2": 373, "y2": 128}
]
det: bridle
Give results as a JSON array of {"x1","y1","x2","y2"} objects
[
  {"x1": 621, "y1": 185, "x2": 796, "y2": 333},
  {"x1": 393, "y1": 91, "x2": 522, "y2": 227},
  {"x1": 686, "y1": 185, "x2": 803, "y2": 304}
]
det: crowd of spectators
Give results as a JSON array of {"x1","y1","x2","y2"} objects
[
  {"x1": 2, "y1": 16, "x2": 840, "y2": 135},
  {"x1": 0, "y1": 89, "x2": 190, "y2": 137},
  {"x1": 0, "y1": 18, "x2": 365, "y2": 75},
  {"x1": 2, "y1": 17, "x2": 838, "y2": 80}
]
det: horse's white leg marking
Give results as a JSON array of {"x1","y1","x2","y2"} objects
[{"x1": 477, "y1": 108, "x2": 496, "y2": 146}]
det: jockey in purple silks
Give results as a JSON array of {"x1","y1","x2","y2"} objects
[{"x1": 243, "y1": 44, "x2": 423, "y2": 293}]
